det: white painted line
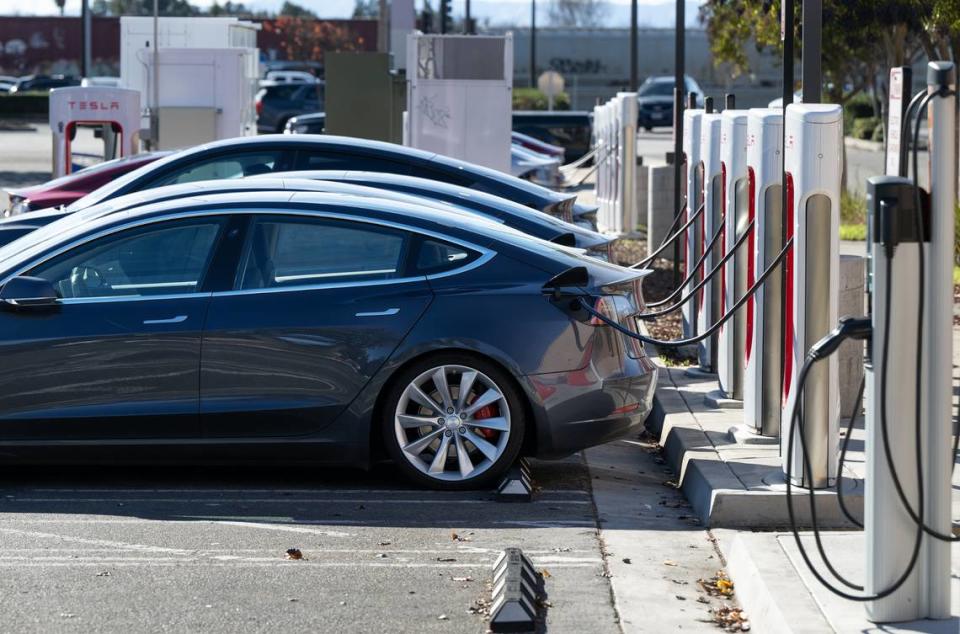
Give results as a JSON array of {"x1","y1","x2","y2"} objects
[
  {"x1": 214, "y1": 521, "x2": 354, "y2": 537},
  {"x1": 1, "y1": 497, "x2": 590, "y2": 505},
  {"x1": 0, "y1": 527, "x2": 192, "y2": 555},
  {"x1": 0, "y1": 561, "x2": 600, "y2": 569}
]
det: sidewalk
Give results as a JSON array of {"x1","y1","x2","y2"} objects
[{"x1": 643, "y1": 353, "x2": 959, "y2": 633}]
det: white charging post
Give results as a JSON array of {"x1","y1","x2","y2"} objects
[
  {"x1": 744, "y1": 109, "x2": 784, "y2": 436},
  {"x1": 781, "y1": 103, "x2": 842, "y2": 488},
  {"x1": 717, "y1": 108, "x2": 750, "y2": 399},
  {"x1": 49, "y1": 86, "x2": 141, "y2": 178},
  {"x1": 919, "y1": 60, "x2": 955, "y2": 621},
  {"x1": 682, "y1": 107, "x2": 704, "y2": 339},
  {"x1": 696, "y1": 112, "x2": 722, "y2": 372}
]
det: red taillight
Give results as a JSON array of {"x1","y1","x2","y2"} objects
[
  {"x1": 745, "y1": 167, "x2": 756, "y2": 366},
  {"x1": 255, "y1": 99, "x2": 263, "y2": 117},
  {"x1": 782, "y1": 172, "x2": 795, "y2": 406},
  {"x1": 589, "y1": 296, "x2": 617, "y2": 326}
]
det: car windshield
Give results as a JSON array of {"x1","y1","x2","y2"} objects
[
  {"x1": 639, "y1": 81, "x2": 675, "y2": 97},
  {"x1": 428, "y1": 155, "x2": 570, "y2": 207},
  {"x1": 36, "y1": 153, "x2": 165, "y2": 190}
]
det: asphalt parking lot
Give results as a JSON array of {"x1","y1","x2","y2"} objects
[{"x1": 0, "y1": 458, "x2": 620, "y2": 632}]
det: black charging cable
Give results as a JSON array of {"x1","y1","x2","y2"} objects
[
  {"x1": 655, "y1": 196, "x2": 689, "y2": 249},
  {"x1": 645, "y1": 215, "x2": 726, "y2": 308},
  {"x1": 631, "y1": 203, "x2": 706, "y2": 270},
  {"x1": 639, "y1": 218, "x2": 755, "y2": 318},
  {"x1": 579, "y1": 235, "x2": 791, "y2": 348}
]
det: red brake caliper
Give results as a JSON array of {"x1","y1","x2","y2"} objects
[{"x1": 472, "y1": 404, "x2": 499, "y2": 440}]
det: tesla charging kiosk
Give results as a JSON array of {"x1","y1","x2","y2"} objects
[
  {"x1": 717, "y1": 109, "x2": 750, "y2": 399},
  {"x1": 49, "y1": 86, "x2": 141, "y2": 178},
  {"x1": 696, "y1": 113, "x2": 722, "y2": 372},
  {"x1": 743, "y1": 108, "x2": 784, "y2": 437},
  {"x1": 781, "y1": 103, "x2": 842, "y2": 488},
  {"x1": 681, "y1": 108, "x2": 704, "y2": 339}
]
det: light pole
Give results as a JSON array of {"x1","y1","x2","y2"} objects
[
  {"x1": 530, "y1": 0, "x2": 537, "y2": 88},
  {"x1": 671, "y1": 0, "x2": 685, "y2": 283},
  {"x1": 629, "y1": 0, "x2": 638, "y2": 91}
]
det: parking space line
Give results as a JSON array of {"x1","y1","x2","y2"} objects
[
  {"x1": 214, "y1": 521, "x2": 354, "y2": 537},
  {"x1": 11, "y1": 488, "x2": 591, "y2": 496},
  {"x1": 0, "y1": 561, "x2": 601, "y2": 568},
  {"x1": 0, "y1": 497, "x2": 591, "y2": 505},
  {"x1": 0, "y1": 527, "x2": 193, "y2": 555}
]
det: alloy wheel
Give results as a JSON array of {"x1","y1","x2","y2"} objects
[{"x1": 393, "y1": 364, "x2": 512, "y2": 482}]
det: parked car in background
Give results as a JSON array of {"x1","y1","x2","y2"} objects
[
  {"x1": 66, "y1": 135, "x2": 598, "y2": 228},
  {"x1": 252, "y1": 171, "x2": 614, "y2": 258},
  {"x1": 263, "y1": 70, "x2": 319, "y2": 84},
  {"x1": 511, "y1": 144, "x2": 562, "y2": 185},
  {"x1": 0, "y1": 190, "x2": 656, "y2": 488},
  {"x1": 9, "y1": 75, "x2": 80, "y2": 93},
  {"x1": 636, "y1": 75, "x2": 704, "y2": 131},
  {"x1": 256, "y1": 82, "x2": 325, "y2": 133},
  {"x1": 3, "y1": 152, "x2": 169, "y2": 217},
  {"x1": 81, "y1": 76, "x2": 122, "y2": 88},
  {"x1": 512, "y1": 111, "x2": 593, "y2": 163},
  {"x1": 512, "y1": 131, "x2": 565, "y2": 160},
  {"x1": 284, "y1": 111, "x2": 325, "y2": 135},
  {"x1": 0, "y1": 75, "x2": 17, "y2": 93}
]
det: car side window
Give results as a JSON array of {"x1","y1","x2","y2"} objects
[
  {"x1": 413, "y1": 238, "x2": 479, "y2": 275},
  {"x1": 27, "y1": 219, "x2": 224, "y2": 300},
  {"x1": 151, "y1": 151, "x2": 286, "y2": 187},
  {"x1": 238, "y1": 217, "x2": 411, "y2": 290},
  {"x1": 294, "y1": 150, "x2": 412, "y2": 175}
]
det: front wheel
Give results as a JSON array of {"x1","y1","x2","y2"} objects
[{"x1": 382, "y1": 355, "x2": 525, "y2": 490}]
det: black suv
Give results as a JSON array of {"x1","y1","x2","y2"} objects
[{"x1": 256, "y1": 82, "x2": 325, "y2": 134}]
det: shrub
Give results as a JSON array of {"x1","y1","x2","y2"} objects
[
  {"x1": 512, "y1": 88, "x2": 570, "y2": 111},
  {"x1": 850, "y1": 116, "x2": 880, "y2": 140},
  {"x1": 0, "y1": 92, "x2": 49, "y2": 118},
  {"x1": 843, "y1": 93, "x2": 875, "y2": 132},
  {"x1": 841, "y1": 190, "x2": 867, "y2": 225}
]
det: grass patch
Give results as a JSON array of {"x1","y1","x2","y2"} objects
[
  {"x1": 840, "y1": 223, "x2": 867, "y2": 241},
  {"x1": 841, "y1": 191, "x2": 867, "y2": 225},
  {"x1": 954, "y1": 265, "x2": 960, "y2": 285}
]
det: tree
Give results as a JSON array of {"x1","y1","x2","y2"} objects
[
  {"x1": 547, "y1": 0, "x2": 609, "y2": 28},
  {"x1": 353, "y1": 0, "x2": 379, "y2": 18},
  {"x1": 698, "y1": 1, "x2": 928, "y2": 105},
  {"x1": 261, "y1": 17, "x2": 363, "y2": 62},
  {"x1": 279, "y1": 1, "x2": 316, "y2": 18},
  {"x1": 53, "y1": 0, "x2": 66, "y2": 16}
]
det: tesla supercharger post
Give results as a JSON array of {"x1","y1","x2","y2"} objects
[
  {"x1": 49, "y1": 86, "x2": 141, "y2": 178},
  {"x1": 864, "y1": 62, "x2": 956, "y2": 623},
  {"x1": 781, "y1": 103, "x2": 842, "y2": 488},
  {"x1": 696, "y1": 112, "x2": 722, "y2": 372},
  {"x1": 744, "y1": 109, "x2": 784, "y2": 436},
  {"x1": 681, "y1": 107, "x2": 704, "y2": 339},
  {"x1": 716, "y1": 108, "x2": 749, "y2": 401}
]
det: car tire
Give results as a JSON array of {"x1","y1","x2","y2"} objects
[
  {"x1": 644, "y1": 125, "x2": 653, "y2": 132},
  {"x1": 381, "y1": 353, "x2": 526, "y2": 490}
]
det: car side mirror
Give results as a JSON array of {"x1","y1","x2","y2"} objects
[{"x1": 0, "y1": 276, "x2": 59, "y2": 308}]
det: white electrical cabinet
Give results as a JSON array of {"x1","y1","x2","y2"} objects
[
  {"x1": 406, "y1": 33, "x2": 512, "y2": 173},
  {"x1": 119, "y1": 17, "x2": 259, "y2": 149}
]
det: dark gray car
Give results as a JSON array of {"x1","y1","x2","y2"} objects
[
  {"x1": 0, "y1": 191, "x2": 656, "y2": 489},
  {"x1": 256, "y1": 83, "x2": 325, "y2": 133}
]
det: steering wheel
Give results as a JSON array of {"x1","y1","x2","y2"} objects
[{"x1": 69, "y1": 266, "x2": 107, "y2": 298}]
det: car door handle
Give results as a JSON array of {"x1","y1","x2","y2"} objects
[
  {"x1": 355, "y1": 308, "x2": 399, "y2": 317},
  {"x1": 143, "y1": 315, "x2": 188, "y2": 325}
]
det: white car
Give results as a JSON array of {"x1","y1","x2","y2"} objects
[{"x1": 263, "y1": 70, "x2": 319, "y2": 85}]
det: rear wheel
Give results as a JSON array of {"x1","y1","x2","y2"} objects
[{"x1": 382, "y1": 355, "x2": 525, "y2": 490}]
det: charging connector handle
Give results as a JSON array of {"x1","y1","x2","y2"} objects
[{"x1": 808, "y1": 316, "x2": 872, "y2": 360}]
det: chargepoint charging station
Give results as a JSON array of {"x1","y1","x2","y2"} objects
[
  {"x1": 682, "y1": 107, "x2": 704, "y2": 339},
  {"x1": 744, "y1": 108, "x2": 784, "y2": 436},
  {"x1": 696, "y1": 112, "x2": 723, "y2": 372},
  {"x1": 781, "y1": 103, "x2": 843, "y2": 488},
  {"x1": 717, "y1": 108, "x2": 750, "y2": 399},
  {"x1": 863, "y1": 62, "x2": 956, "y2": 623}
]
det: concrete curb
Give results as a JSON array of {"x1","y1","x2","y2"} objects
[{"x1": 646, "y1": 358, "x2": 863, "y2": 529}]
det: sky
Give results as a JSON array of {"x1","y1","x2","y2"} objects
[{"x1": 0, "y1": 0, "x2": 703, "y2": 28}]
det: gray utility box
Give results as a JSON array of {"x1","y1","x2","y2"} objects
[{"x1": 325, "y1": 52, "x2": 405, "y2": 144}]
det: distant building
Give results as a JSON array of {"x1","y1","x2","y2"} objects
[
  {"x1": 495, "y1": 27, "x2": 781, "y2": 109},
  {"x1": 0, "y1": 16, "x2": 377, "y2": 77}
]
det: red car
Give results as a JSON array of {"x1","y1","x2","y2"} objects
[{"x1": 3, "y1": 152, "x2": 168, "y2": 217}]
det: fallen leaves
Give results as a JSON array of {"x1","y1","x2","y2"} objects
[
  {"x1": 284, "y1": 548, "x2": 304, "y2": 561},
  {"x1": 712, "y1": 606, "x2": 750, "y2": 631},
  {"x1": 698, "y1": 571, "x2": 735, "y2": 598},
  {"x1": 663, "y1": 560, "x2": 678, "y2": 567},
  {"x1": 450, "y1": 531, "x2": 474, "y2": 542}
]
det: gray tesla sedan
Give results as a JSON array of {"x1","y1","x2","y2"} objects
[{"x1": 0, "y1": 191, "x2": 655, "y2": 489}]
